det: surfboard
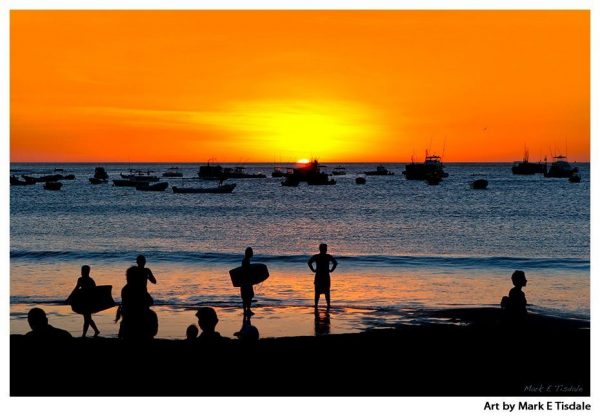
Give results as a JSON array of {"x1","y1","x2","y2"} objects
[
  {"x1": 229, "y1": 263, "x2": 269, "y2": 287},
  {"x1": 70, "y1": 285, "x2": 116, "y2": 314}
]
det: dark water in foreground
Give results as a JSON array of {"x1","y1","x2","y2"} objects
[{"x1": 10, "y1": 163, "x2": 589, "y2": 337}]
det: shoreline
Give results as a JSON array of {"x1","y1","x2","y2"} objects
[{"x1": 11, "y1": 307, "x2": 590, "y2": 396}]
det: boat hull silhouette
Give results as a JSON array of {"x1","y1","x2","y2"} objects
[
  {"x1": 43, "y1": 182, "x2": 63, "y2": 190},
  {"x1": 471, "y1": 179, "x2": 488, "y2": 189},
  {"x1": 172, "y1": 184, "x2": 236, "y2": 193},
  {"x1": 511, "y1": 162, "x2": 547, "y2": 175},
  {"x1": 136, "y1": 182, "x2": 169, "y2": 192},
  {"x1": 403, "y1": 155, "x2": 446, "y2": 180}
]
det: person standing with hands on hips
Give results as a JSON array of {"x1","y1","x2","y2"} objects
[{"x1": 308, "y1": 243, "x2": 338, "y2": 310}]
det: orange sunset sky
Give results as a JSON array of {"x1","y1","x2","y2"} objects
[{"x1": 10, "y1": 10, "x2": 589, "y2": 163}]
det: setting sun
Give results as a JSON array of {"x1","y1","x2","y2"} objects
[{"x1": 10, "y1": 10, "x2": 589, "y2": 162}]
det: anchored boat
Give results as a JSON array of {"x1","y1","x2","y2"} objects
[
  {"x1": 544, "y1": 155, "x2": 578, "y2": 178},
  {"x1": 403, "y1": 153, "x2": 447, "y2": 180},
  {"x1": 172, "y1": 183, "x2": 236, "y2": 193}
]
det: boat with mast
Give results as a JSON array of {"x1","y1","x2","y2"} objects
[
  {"x1": 544, "y1": 155, "x2": 578, "y2": 178},
  {"x1": 402, "y1": 151, "x2": 448, "y2": 180},
  {"x1": 511, "y1": 149, "x2": 547, "y2": 175}
]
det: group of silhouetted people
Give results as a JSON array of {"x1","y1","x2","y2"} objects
[
  {"x1": 24, "y1": 245, "x2": 530, "y2": 340},
  {"x1": 114, "y1": 256, "x2": 159, "y2": 340}
]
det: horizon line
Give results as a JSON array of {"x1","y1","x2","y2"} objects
[{"x1": 9, "y1": 159, "x2": 590, "y2": 164}]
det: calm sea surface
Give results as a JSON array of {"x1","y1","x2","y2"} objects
[{"x1": 10, "y1": 163, "x2": 590, "y2": 338}]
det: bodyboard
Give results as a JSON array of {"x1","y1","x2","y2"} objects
[
  {"x1": 229, "y1": 263, "x2": 269, "y2": 287},
  {"x1": 70, "y1": 285, "x2": 116, "y2": 314}
]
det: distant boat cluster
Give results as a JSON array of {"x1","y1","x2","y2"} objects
[
  {"x1": 511, "y1": 150, "x2": 580, "y2": 182},
  {"x1": 10, "y1": 152, "x2": 583, "y2": 193}
]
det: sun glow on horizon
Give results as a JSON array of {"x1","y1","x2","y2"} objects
[{"x1": 10, "y1": 10, "x2": 589, "y2": 162}]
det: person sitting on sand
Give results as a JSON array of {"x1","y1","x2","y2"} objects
[
  {"x1": 240, "y1": 247, "x2": 255, "y2": 317},
  {"x1": 501, "y1": 270, "x2": 528, "y2": 323},
  {"x1": 136, "y1": 255, "x2": 157, "y2": 287},
  {"x1": 308, "y1": 243, "x2": 338, "y2": 309},
  {"x1": 186, "y1": 324, "x2": 199, "y2": 341},
  {"x1": 66, "y1": 265, "x2": 100, "y2": 337},
  {"x1": 26, "y1": 308, "x2": 72, "y2": 340},
  {"x1": 195, "y1": 307, "x2": 222, "y2": 340}
]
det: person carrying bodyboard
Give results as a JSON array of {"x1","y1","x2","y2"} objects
[{"x1": 66, "y1": 265, "x2": 101, "y2": 337}]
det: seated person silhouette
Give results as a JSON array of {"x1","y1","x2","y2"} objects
[
  {"x1": 186, "y1": 324, "x2": 199, "y2": 341},
  {"x1": 26, "y1": 308, "x2": 72, "y2": 340},
  {"x1": 195, "y1": 307, "x2": 222, "y2": 340},
  {"x1": 501, "y1": 270, "x2": 528, "y2": 324}
]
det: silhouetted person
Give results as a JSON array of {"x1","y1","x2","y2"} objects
[
  {"x1": 308, "y1": 243, "x2": 338, "y2": 309},
  {"x1": 66, "y1": 265, "x2": 100, "y2": 337},
  {"x1": 136, "y1": 255, "x2": 157, "y2": 287},
  {"x1": 240, "y1": 247, "x2": 255, "y2": 316},
  {"x1": 195, "y1": 307, "x2": 222, "y2": 340},
  {"x1": 186, "y1": 324, "x2": 199, "y2": 341},
  {"x1": 26, "y1": 308, "x2": 72, "y2": 340},
  {"x1": 116, "y1": 266, "x2": 157, "y2": 340},
  {"x1": 501, "y1": 270, "x2": 528, "y2": 324}
]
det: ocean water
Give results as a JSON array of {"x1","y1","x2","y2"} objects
[{"x1": 10, "y1": 162, "x2": 590, "y2": 338}]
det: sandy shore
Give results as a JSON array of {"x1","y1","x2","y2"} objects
[{"x1": 10, "y1": 307, "x2": 589, "y2": 396}]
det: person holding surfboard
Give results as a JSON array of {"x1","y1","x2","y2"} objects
[
  {"x1": 66, "y1": 265, "x2": 100, "y2": 337},
  {"x1": 241, "y1": 247, "x2": 255, "y2": 316},
  {"x1": 308, "y1": 243, "x2": 338, "y2": 310}
]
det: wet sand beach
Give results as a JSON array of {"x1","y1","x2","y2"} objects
[{"x1": 11, "y1": 307, "x2": 589, "y2": 396}]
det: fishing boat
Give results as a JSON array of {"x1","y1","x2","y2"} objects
[
  {"x1": 284, "y1": 159, "x2": 336, "y2": 185},
  {"x1": 22, "y1": 174, "x2": 63, "y2": 183},
  {"x1": 403, "y1": 153, "x2": 447, "y2": 180},
  {"x1": 569, "y1": 173, "x2": 581, "y2": 183},
  {"x1": 89, "y1": 167, "x2": 109, "y2": 184},
  {"x1": 43, "y1": 181, "x2": 63, "y2": 191},
  {"x1": 544, "y1": 155, "x2": 578, "y2": 178},
  {"x1": 272, "y1": 167, "x2": 286, "y2": 178},
  {"x1": 511, "y1": 150, "x2": 547, "y2": 175},
  {"x1": 162, "y1": 167, "x2": 183, "y2": 177},
  {"x1": 172, "y1": 183, "x2": 236, "y2": 193},
  {"x1": 364, "y1": 165, "x2": 394, "y2": 176},
  {"x1": 120, "y1": 170, "x2": 159, "y2": 182},
  {"x1": 136, "y1": 182, "x2": 169, "y2": 192},
  {"x1": 223, "y1": 166, "x2": 267, "y2": 179},
  {"x1": 198, "y1": 161, "x2": 225, "y2": 180},
  {"x1": 332, "y1": 166, "x2": 347, "y2": 176},
  {"x1": 10, "y1": 175, "x2": 35, "y2": 186}
]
